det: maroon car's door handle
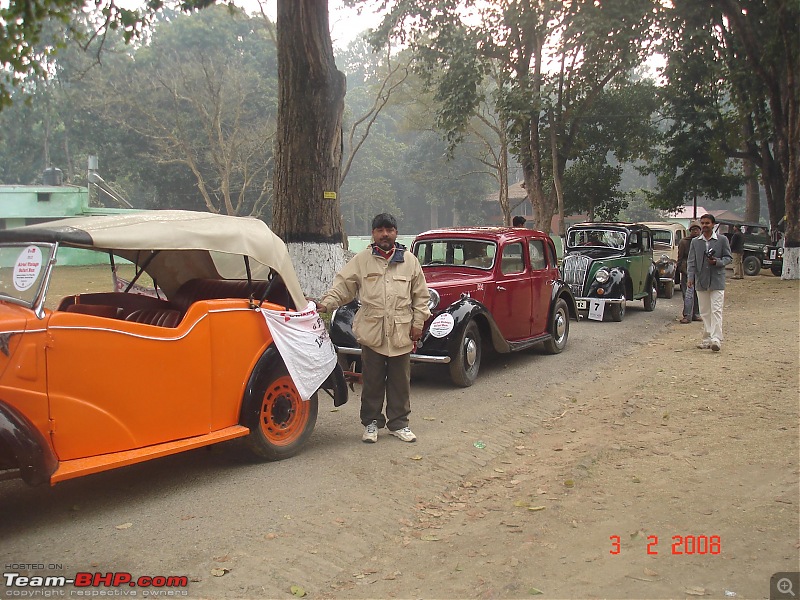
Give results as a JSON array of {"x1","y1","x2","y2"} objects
[{"x1": 497, "y1": 285, "x2": 507, "y2": 291}]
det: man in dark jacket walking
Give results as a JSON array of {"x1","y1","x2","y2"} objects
[
  {"x1": 730, "y1": 225, "x2": 744, "y2": 278},
  {"x1": 677, "y1": 221, "x2": 702, "y2": 323}
]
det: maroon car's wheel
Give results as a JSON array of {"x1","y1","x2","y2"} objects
[
  {"x1": 543, "y1": 298, "x2": 569, "y2": 354},
  {"x1": 449, "y1": 320, "x2": 481, "y2": 387},
  {"x1": 245, "y1": 370, "x2": 318, "y2": 461}
]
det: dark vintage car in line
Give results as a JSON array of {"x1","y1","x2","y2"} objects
[
  {"x1": 762, "y1": 240, "x2": 784, "y2": 276},
  {"x1": 640, "y1": 221, "x2": 687, "y2": 298},
  {"x1": 330, "y1": 227, "x2": 579, "y2": 387},
  {"x1": 559, "y1": 222, "x2": 659, "y2": 321},
  {"x1": 715, "y1": 219, "x2": 771, "y2": 276}
]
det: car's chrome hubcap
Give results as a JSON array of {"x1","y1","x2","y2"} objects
[
  {"x1": 554, "y1": 310, "x2": 566, "y2": 342},
  {"x1": 464, "y1": 337, "x2": 477, "y2": 367}
]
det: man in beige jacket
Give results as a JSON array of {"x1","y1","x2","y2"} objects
[{"x1": 316, "y1": 214, "x2": 431, "y2": 443}]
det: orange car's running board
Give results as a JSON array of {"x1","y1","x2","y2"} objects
[{"x1": 50, "y1": 425, "x2": 250, "y2": 484}]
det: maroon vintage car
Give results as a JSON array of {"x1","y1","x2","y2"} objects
[{"x1": 330, "y1": 227, "x2": 578, "y2": 387}]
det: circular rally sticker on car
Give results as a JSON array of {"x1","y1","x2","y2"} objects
[
  {"x1": 428, "y1": 313, "x2": 454, "y2": 338},
  {"x1": 13, "y1": 245, "x2": 43, "y2": 291}
]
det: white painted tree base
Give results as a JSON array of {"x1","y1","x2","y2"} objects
[
  {"x1": 781, "y1": 247, "x2": 799, "y2": 280},
  {"x1": 287, "y1": 242, "x2": 353, "y2": 299}
]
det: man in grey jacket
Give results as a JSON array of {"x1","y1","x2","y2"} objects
[{"x1": 687, "y1": 213, "x2": 732, "y2": 351}]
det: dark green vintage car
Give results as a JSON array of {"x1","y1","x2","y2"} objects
[
  {"x1": 715, "y1": 219, "x2": 771, "y2": 276},
  {"x1": 762, "y1": 240, "x2": 784, "y2": 276},
  {"x1": 560, "y1": 223, "x2": 659, "y2": 321}
]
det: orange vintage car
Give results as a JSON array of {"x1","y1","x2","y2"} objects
[{"x1": 0, "y1": 210, "x2": 346, "y2": 486}]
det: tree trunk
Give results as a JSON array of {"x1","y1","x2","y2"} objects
[
  {"x1": 523, "y1": 111, "x2": 556, "y2": 233},
  {"x1": 783, "y1": 32, "x2": 799, "y2": 280},
  {"x1": 550, "y1": 108, "x2": 565, "y2": 236},
  {"x1": 498, "y1": 145, "x2": 511, "y2": 226},
  {"x1": 743, "y1": 155, "x2": 760, "y2": 223},
  {"x1": 741, "y1": 118, "x2": 761, "y2": 223},
  {"x1": 272, "y1": 0, "x2": 349, "y2": 297}
]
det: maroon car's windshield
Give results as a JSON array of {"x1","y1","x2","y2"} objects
[{"x1": 414, "y1": 239, "x2": 498, "y2": 269}]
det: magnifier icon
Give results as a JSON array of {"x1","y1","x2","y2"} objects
[{"x1": 778, "y1": 577, "x2": 796, "y2": 597}]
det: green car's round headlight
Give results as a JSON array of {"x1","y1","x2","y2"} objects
[{"x1": 595, "y1": 268, "x2": 610, "y2": 284}]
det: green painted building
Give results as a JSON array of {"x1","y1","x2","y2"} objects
[
  {"x1": 0, "y1": 184, "x2": 133, "y2": 229},
  {"x1": 0, "y1": 177, "x2": 137, "y2": 265}
]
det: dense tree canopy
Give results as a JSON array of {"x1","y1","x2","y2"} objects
[
  {"x1": 653, "y1": 0, "x2": 798, "y2": 242},
  {"x1": 1, "y1": 6, "x2": 280, "y2": 217},
  {"x1": 364, "y1": 0, "x2": 663, "y2": 232}
]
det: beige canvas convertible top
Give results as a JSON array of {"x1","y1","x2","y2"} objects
[{"x1": 1, "y1": 210, "x2": 307, "y2": 308}]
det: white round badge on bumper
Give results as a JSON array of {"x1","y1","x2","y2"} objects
[{"x1": 429, "y1": 313, "x2": 454, "y2": 338}]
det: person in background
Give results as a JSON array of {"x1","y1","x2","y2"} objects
[
  {"x1": 730, "y1": 224, "x2": 744, "y2": 279},
  {"x1": 512, "y1": 216, "x2": 526, "y2": 227},
  {"x1": 677, "y1": 221, "x2": 702, "y2": 324},
  {"x1": 687, "y1": 213, "x2": 732, "y2": 352},
  {"x1": 316, "y1": 213, "x2": 431, "y2": 443}
]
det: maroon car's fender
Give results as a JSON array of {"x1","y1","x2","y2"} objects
[
  {"x1": 419, "y1": 297, "x2": 511, "y2": 356},
  {"x1": 549, "y1": 280, "x2": 580, "y2": 321},
  {"x1": 0, "y1": 401, "x2": 58, "y2": 486}
]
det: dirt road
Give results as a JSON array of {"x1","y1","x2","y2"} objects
[
  {"x1": 329, "y1": 274, "x2": 799, "y2": 599},
  {"x1": 1, "y1": 274, "x2": 798, "y2": 600}
]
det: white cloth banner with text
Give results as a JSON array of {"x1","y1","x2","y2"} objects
[{"x1": 258, "y1": 301, "x2": 337, "y2": 400}]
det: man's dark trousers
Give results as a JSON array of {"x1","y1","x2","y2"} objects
[{"x1": 360, "y1": 345, "x2": 411, "y2": 431}]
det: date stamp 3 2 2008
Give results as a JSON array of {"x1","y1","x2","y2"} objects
[{"x1": 609, "y1": 534, "x2": 721, "y2": 556}]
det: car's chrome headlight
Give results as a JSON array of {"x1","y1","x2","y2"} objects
[
  {"x1": 595, "y1": 268, "x2": 610, "y2": 283},
  {"x1": 778, "y1": 248, "x2": 784, "y2": 257},
  {"x1": 428, "y1": 288, "x2": 440, "y2": 311},
  {"x1": 660, "y1": 254, "x2": 669, "y2": 262}
]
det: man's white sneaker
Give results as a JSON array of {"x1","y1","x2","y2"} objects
[
  {"x1": 390, "y1": 427, "x2": 417, "y2": 442},
  {"x1": 697, "y1": 341, "x2": 711, "y2": 349},
  {"x1": 362, "y1": 420, "x2": 378, "y2": 443}
]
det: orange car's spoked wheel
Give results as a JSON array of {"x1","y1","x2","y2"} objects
[{"x1": 259, "y1": 375, "x2": 310, "y2": 446}]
